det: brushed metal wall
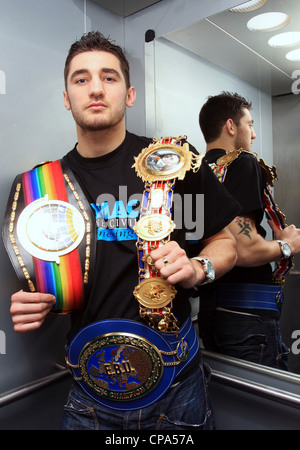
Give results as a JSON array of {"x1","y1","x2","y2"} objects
[{"x1": 273, "y1": 93, "x2": 300, "y2": 374}]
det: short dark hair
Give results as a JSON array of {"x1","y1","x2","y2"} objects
[
  {"x1": 64, "y1": 31, "x2": 130, "y2": 89},
  {"x1": 199, "y1": 91, "x2": 252, "y2": 143}
]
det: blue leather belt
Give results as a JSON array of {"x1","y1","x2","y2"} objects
[
  {"x1": 216, "y1": 283, "x2": 284, "y2": 313},
  {"x1": 65, "y1": 317, "x2": 199, "y2": 411}
]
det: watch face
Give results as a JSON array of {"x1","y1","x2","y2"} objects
[
  {"x1": 282, "y1": 242, "x2": 291, "y2": 258},
  {"x1": 206, "y1": 260, "x2": 215, "y2": 280}
]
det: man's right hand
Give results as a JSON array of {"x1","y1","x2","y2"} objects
[
  {"x1": 268, "y1": 220, "x2": 300, "y2": 256},
  {"x1": 10, "y1": 290, "x2": 56, "y2": 333}
]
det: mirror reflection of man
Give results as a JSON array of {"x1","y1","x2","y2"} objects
[{"x1": 198, "y1": 91, "x2": 300, "y2": 371}]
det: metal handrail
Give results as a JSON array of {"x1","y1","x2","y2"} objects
[
  {"x1": 211, "y1": 369, "x2": 300, "y2": 409},
  {"x1": 0, "y1": 363, "x2": 70, "y2": 408},
  {"x1": 203, "y1": 349, "x2": 300, "y2": 385},
  {"x1": 1, "y1": 357, "x2": 300, "y2": 410}
]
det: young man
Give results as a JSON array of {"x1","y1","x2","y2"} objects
[
  {"x1": 4, "y1": 34, "x2": 239, "y2": 430},
  {"x1": 198, "y1": 91, "x2": 300, "y2": 371}
]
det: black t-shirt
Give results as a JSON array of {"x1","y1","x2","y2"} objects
[
  {"x1": 63, "y1": 133, "x2": 240, "y2": 341},
  {"x1": 205, "y1": 149, "x2": 273, "y2": 285}
]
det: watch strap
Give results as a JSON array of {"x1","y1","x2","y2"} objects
[
  {"x1": 191, "y1": 256, "x2": 215, "y2": 285},
  {"x1": 276, "y1": 240, "x2": 291, "y2": 259}
]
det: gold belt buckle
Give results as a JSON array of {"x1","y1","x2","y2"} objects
[{"x1": 78, "y1": 333, "x2": 164, "y2": 402}]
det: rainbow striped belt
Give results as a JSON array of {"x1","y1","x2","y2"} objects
[{"x1": 3, "y1": 159, "x2": 93, "y2": 313}]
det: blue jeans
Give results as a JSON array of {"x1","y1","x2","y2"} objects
[
  {"x1": 199, "y1": 309, "x2": 290, "y2": 371},
  {"x1": 60, "y1": 361, "x2": 215, "y2": 430}
]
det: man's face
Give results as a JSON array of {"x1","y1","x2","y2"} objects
[
  {"x1": 235, "y1": 108, "x2": 256, "y2": 151},
  {"x1": 63, "y1": 51, "x2": 135, "y2": 132}
]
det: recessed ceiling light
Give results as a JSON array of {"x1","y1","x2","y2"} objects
[
  {"x1": 268, "y1": 32, "x2": 300, "y2": 48},
  {"x1": 286, "y1": 49, "x2": 300, "y2": 61},
  {"x1": 229, "y1": 0, "x2": 269, "y2": 13},
  {"x1": 247, "y1": 12, "x2": 290, "y2": 32}
]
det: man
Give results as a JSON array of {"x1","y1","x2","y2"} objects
[
  {"x1": 198, "y1": 91, "x2": 300, "y2": 371},
  {"x1": 4, "y1": 34, "x2": 239, "y2": 430}
]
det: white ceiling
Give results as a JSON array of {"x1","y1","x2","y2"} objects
[
  {"x1": 164, "y1": 0, "x2": 300, "y2": 96},
  {"x1": 90, "y1": 0, "x2": 299, "y2": 95},
  {"x1": 90, "y1": 0, "x2": 161, "y2": 17}
]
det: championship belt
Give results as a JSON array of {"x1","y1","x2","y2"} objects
[
  {"x1": 65, "y1": 317, "x2": 199, "y2": 411},
  {"x1": 132, "y1": 137, "x2": 204, "y2": 332},
  {"x1": 2, "y1": 159, "x2": 95, "y2": 313},
  {"x1": 209, "y1": 149, "x2": 242, "y2": 182},
  {"x1": 209, "y1": 150, "x2": 294, "y2": 289},
  {"x1": 259, "y1": 158, "x2": 294, "y2": 287}
]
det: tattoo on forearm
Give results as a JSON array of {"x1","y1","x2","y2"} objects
[{"x1": 235, "y1": 217, "x2": 254, "y2": 240}]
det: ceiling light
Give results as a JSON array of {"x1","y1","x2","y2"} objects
[
  {"x1": 247, "y1": 12, "x2": 290, "y2": 32},
  {"x1": 229, "y1": 0, "x2": 269, "y2": 13},
  {"x1": 268, "y1": 32, "x2": 300, "y2": 48},
  {"x1": 286, "y1": 49, "x2": 300, "y2": 61}
]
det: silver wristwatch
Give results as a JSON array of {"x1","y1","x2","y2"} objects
[
  {"x1": 192, "y1": 257, "x2": 215, "y2": 285},
  {"x1": 277, "y1": 240, "x2": 292, "y2": 259}
]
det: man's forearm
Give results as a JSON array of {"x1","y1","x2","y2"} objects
[
  {"x1": 196, "y1": 227, "x2": 237, "y2": 279},
  {"x1": 228, "y1": 217, "x2": 289, "y2": 267}
]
